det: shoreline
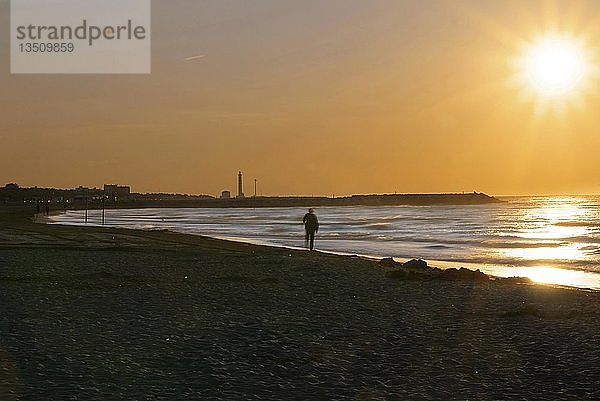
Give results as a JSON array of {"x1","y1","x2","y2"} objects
[
  {"x1": 0, "y1": 206, "x2": 559, "y2": 291},
  {"x1": 3, "y1": 205, "x2": 600, "y2": 398},
  {"x1": 45, "y1": 207, "x2": 600, "y2": 292}
]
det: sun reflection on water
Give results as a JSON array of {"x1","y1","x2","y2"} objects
[
  {"x1": 496, "y1": 266, "x2": 600, "y2": 289},
  {"x1": 502, "y1": 197, "x2": 592, "y2": 264},
  {"x1": 526, "y1": 197, "x2": 588, "y2": 221},
  {"x1": 503, "y1": 245, "x2": 583, "y2": 262},
  {"x1": 493, "y1": 197, "x2": 600, "y2": 288}
]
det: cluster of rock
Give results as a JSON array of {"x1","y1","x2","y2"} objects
[{"x1": 382, "y1": 258, "x2": 489, "y2": 282}]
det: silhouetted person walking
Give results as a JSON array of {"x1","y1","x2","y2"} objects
[{"x1": 303, "y1": 208, "x2": 319, "y2": 250}]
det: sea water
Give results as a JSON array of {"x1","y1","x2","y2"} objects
[{"x1": 49, "y1": 196, "x2": 600, "y2": 289}]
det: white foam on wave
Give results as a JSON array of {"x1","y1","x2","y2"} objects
[{"x1": 48, "y1": 196, "x2": 600, "y2": 289}]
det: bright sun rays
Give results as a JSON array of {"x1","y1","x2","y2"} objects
[
  {"x1": 518, "y1": 35, "x2": 587, "y2": 97},
  {"x1": 511, "y1": 32, "x2": 598, "y2": 115},
  {"x1": 456, "y1": 1, "x2": 600, "y2": 118}
]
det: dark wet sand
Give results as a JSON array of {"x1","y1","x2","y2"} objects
[{"x1": 1, "y1": 207, "x2": 600, "y2": 400}]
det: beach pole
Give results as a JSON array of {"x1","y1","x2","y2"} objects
[
  {"x1": 102, "y1": 198, "x2": 105, "y2": 226},
  {"x1": 85, "y1": 191, "x2": 88, "y2": 224}
]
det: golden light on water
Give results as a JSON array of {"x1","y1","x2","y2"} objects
[
  {"x1": 516, "y1": 198, "x2": 589, "y2": 240},
  {"x1": 507, "y1": 198, "x2": 590, "y2": 262},
  {"x1": 526, "y1": 266, "x2": 584, "y2": 286},
  {"x1": 526, "y1": 198, "x2": 588, "y2": 221},
  {"x1": 500, "y1": 266, "x2": 600, "y2": 290},
  {"x1": 504, "y1": 246, "x2": 583, "y2": 262},
  {"x1": 493, "y1": 197, "x2": 600, "y2": 289}
]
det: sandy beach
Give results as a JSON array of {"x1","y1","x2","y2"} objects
[{"x1": 1, "y1": 207, "x2": 600, "y2": 400}]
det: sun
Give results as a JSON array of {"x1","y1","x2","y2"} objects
[
  {"x1": 511, "y1": 32, "x2": 597, "y2": 115},
  {"x1": 520, "y1": 35, "x2": 587, "y2": 97}
]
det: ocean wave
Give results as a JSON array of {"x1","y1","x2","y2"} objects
[
  {"x1": 424, "y1": 245, "x2": 451, "y2": 249},
  {"x1": 553, "y1": 221, "x2": 600, "y2": 227},
  {"x1": 480, "y1": 240, "x2": 566, "y2": 249},
  {"x1": 50, "y1": 199, "x2": 600, "y2": 275}
]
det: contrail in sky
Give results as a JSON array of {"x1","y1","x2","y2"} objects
[{"x1": 183, "y1": 55, "x2": 206, "y2": 61}]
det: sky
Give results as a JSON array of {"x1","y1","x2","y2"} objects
[{"x1": 2, "y1": 0, "x2": 600, "y2": 196}]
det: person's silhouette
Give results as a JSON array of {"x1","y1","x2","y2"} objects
[{"x1": 302, "y1": 208, "x2": 319, "y2": 250}]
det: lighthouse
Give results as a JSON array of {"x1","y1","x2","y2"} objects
[{"x1": 237, "y1": 171, "x2": 245, "y2": 198}]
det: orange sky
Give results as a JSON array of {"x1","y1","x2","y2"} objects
[{"x1": 2, "y1": 0, "x2": 600, "y2": 196}]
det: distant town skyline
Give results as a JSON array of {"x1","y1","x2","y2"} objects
[{"x1": 3, "y1": 1, "x2": 600, "y2": 196}]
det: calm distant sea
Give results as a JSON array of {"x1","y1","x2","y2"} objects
[{"x1": 50, "y1": 196, "x2": 600, "y2": 289}]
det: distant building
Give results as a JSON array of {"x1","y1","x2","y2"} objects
[
  {"x1": 104, "y1": 184, "x2": 131, "y2": 199},
  {"x1": 220, "y1": 190, "x2": 231, "y2": 199},
  {"x1": 237, "y1": 171, "x2": 245, "y2": 198}
]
